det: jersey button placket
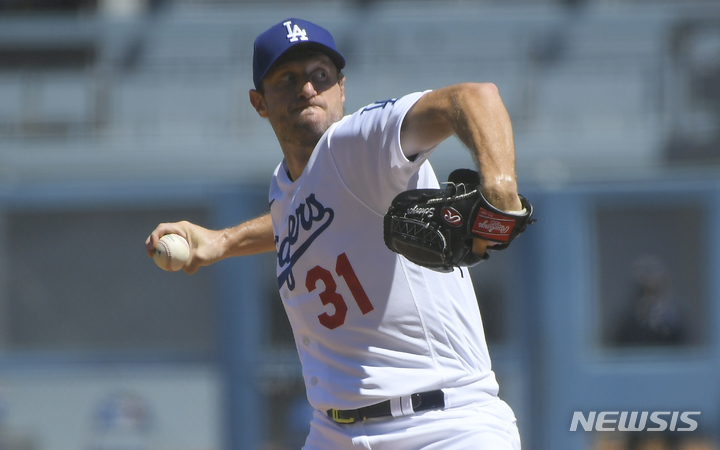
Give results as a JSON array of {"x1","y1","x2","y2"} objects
[{"x1": 299, "y1": 336, "x2": 321, "y2": 389}]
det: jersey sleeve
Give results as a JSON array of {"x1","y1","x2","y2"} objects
[{"x1": 324, "y1": 91, "x2": 439, "y2": 215}]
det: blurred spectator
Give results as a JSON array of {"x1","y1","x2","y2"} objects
[
  {"x1": 596, "y1": 433, "x2": 719, "y2": 450},
  {"x1": 615, "y1": 255, "x2": 687, "y2": 346},
  {"x1": 630, "y1": 434, "x2": 672, "y2": 450}
]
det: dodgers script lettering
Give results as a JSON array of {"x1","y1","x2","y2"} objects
[{"x1": 277, "y1": 194, "x2": 334, "y2": 291}]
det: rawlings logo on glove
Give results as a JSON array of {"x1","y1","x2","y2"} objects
[
  {"x1": 472, "y1": 210, "x2": 515, "y2": 241},
  {"x1": 442, "y1": 207, "x2": 463, "y2": 226},
  {"x1": 383, "y1": 169, "x2": 535, "y2": 273}
]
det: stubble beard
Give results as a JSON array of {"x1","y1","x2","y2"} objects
[{"x1": 284, "y1": 104, "x2": 344, "y2": 148}]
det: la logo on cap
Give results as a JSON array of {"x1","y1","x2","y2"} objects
[{"x1": 283, "y1": 20, "x2": 309, "y2": 43}]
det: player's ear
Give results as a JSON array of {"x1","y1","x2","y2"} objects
[
  {"x1": 338, "y1": 75, "x2": 345, "y2": 104},
  {"x1": 249, "y1": 89, "x2": 268, "y2": 118}
]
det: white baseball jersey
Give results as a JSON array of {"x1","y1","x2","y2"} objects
[{"x1": 269, "y1": 91, "x2": 499, "y2": 412}]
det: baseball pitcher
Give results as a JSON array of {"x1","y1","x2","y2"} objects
[{"x1": 146, "y1": 18, "x2": 533, "y2": 449}]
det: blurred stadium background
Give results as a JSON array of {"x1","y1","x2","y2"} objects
[{"x1": 0, "y1": 0, "x2": 719, "y2": 449}]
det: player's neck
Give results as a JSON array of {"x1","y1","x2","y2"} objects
[
  {"x1": 281, "y1": 145, "x2": 313, "y2": 182},
  {"x1": 274, "y1": 125, "x2": 323, "y2": 181}
]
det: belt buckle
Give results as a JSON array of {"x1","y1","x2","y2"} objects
[{"x1": 332, "y1": 409, "x2": 356, "y2": 424}]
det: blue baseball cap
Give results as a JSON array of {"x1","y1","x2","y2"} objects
[{"x1": 253, "y1": 18, "x2": 346, "y2": 90}]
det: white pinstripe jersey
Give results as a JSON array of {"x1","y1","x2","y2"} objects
[{"x1": 268, "y1": 91, "x2": 499, "y2": 411}]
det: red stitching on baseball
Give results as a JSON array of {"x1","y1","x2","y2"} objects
[{"x1": 161, "y1": 239, "x2": 172, "y2": 271}]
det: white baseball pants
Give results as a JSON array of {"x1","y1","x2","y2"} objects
[{"x1": 302, "y1": 396, "x2": 520, "y2": 450}]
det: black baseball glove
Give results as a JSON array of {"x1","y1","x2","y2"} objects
[{"x1": 383, "y1": 169, "x2": 535, "y2": 273}]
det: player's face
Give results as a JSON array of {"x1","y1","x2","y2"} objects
[{"x1": 252, "y1": 53, "x2": 345, "y2": 148}]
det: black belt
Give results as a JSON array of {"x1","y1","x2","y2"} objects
[{"x1": 327, "y1": 390, "x2": 445, "y2": 424}]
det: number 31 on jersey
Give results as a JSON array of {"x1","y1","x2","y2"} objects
[{"x1": 305, "y1": 253, "x2": 374, "y2": 330}]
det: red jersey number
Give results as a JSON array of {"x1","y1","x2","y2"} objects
[{"x1": 305, "y1": 253, "x2": 374, "y2": 330}]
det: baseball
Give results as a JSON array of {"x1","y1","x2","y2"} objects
[{"x1": 153, "y1": 234, "x2": 190, "y2": 272}]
